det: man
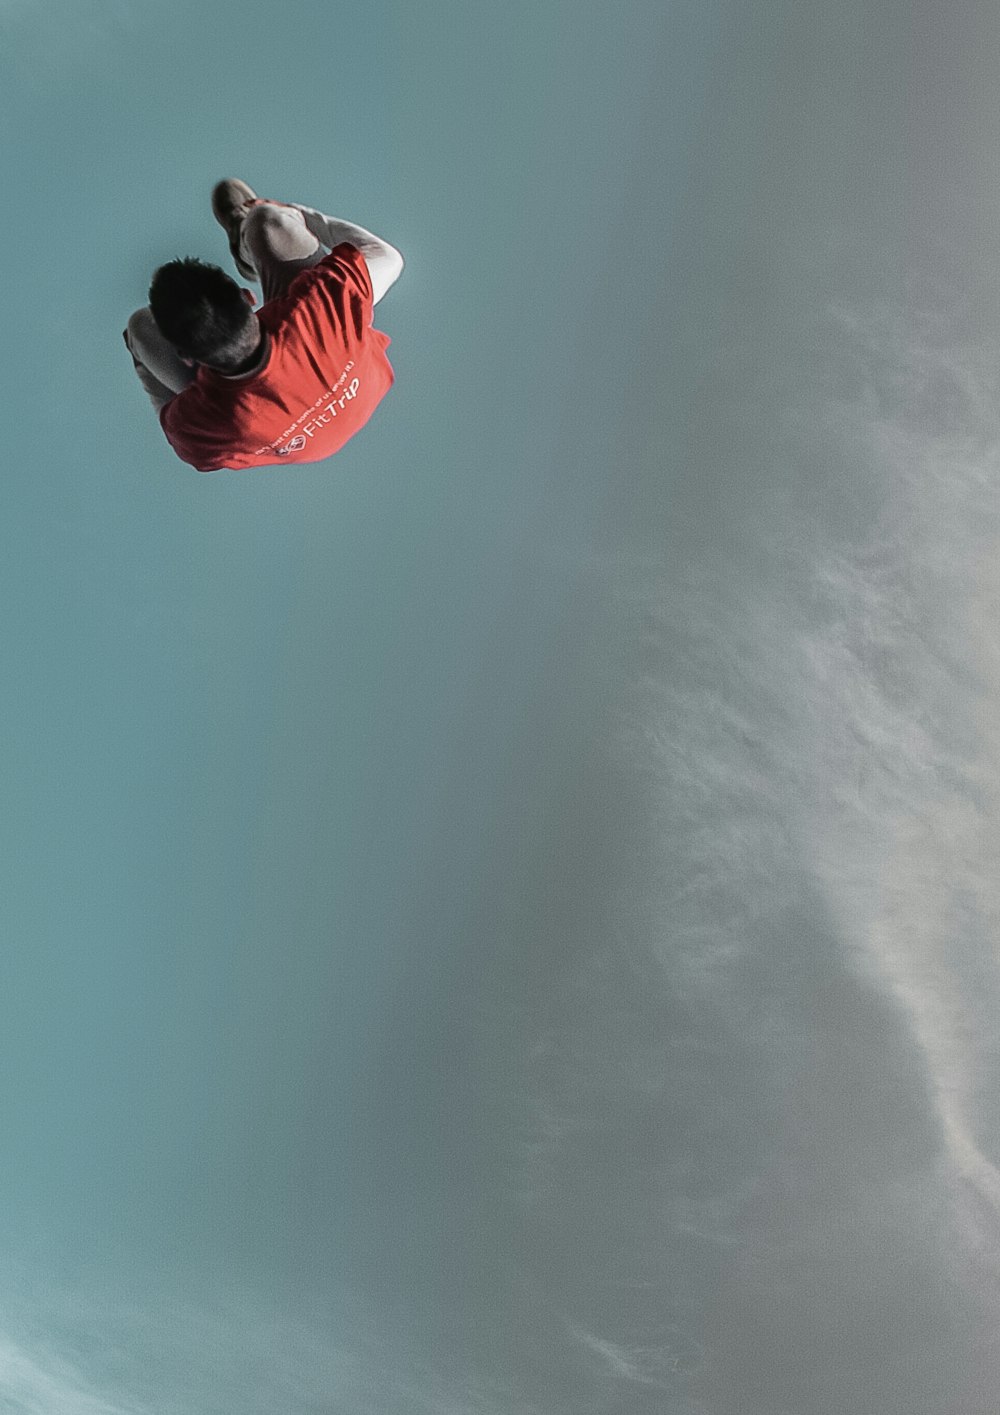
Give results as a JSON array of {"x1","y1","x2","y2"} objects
[{"x1": 124, "y1": 180, "x2": 404, "y2": 472}]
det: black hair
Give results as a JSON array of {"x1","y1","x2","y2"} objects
[{"x1": 149, "y1": 258, "x2": 255, "y2": 366}]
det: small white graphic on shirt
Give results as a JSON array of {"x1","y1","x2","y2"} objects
[{"x1": 255, "y1": 361, "x2": 358, "y2": 458}]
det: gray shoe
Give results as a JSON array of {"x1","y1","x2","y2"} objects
[{"x1": 211, "y1": 178, "x2": 259, "y2": 281}]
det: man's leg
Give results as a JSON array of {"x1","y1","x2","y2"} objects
[
  {"x1": 124, "y1": 307, "x2": 196, "y2": 411},
  {"x1": 238, "y1": 201, "x2": 325, "y2": 303}
]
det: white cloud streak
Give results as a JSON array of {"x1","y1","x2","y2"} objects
[
  {"x1": 789, "y1": 307, "x2": 1000, "y2": 1254},
  {"x1": 0, "y1": 1332, "x2": 144, "y2": 1415},
  {"x1": 0, "y1": 1276, "x2": 371, "y2": 1415},
  {"x1": 616, "y1": 289, "x2": 1000, "y2": 1285},
  {"x1": 563, "y1": 1318, "x2": 705, "y2": 1388}
]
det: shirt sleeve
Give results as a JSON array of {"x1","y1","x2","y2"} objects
[
  {"x1": 293, "y1": 243, "x2": 376, "y2": 348},
  {"x1": 159, "y1": 400, "x2": 224, "y2": 472},
  {"x1": 315, "y1": 243, "x2": 374, "y2": 306}
]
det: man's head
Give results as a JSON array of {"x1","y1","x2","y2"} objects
[{"x1": 149, "y1": 258, "x2": 259, "y2": 371}]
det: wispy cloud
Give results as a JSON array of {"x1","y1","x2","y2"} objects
[
  {"x1": 786, "y1": 304, "x2": 1000, "y2": 1249},
  {"x1": 613, "y1": 287, "x2": 1000, "y2": 1274},
  {"x1": 555, "y1": 279, "x2": 1000, "y2": 1409},
  {"x1": 0, "y1": 1275, "x2": 369, "y2": 1415},
  {"x1": 563, "y1": 1318, "x2": 704, "y2": 1388},
  {"x1": 0, "y1": 1331, "x2": 144, "y2": 1415},
  {"x1": 0, "y1": 1270, "x2": 546, "y2": 1415}
]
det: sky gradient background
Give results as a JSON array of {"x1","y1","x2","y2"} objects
[{"x1": 4, "y1": 1, "x2": 1000, "y2": 1411}]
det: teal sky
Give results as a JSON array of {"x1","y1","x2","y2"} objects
[
  {"x1": 6, "y1": 2, "x2": 1000, "y2": 1412},
  {"x1": 1, "y1": 2, "x2": 707, "y2": 1408}
]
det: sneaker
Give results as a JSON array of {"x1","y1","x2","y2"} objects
[{"x1": 211, "y1": 178, "x2": 260, "y2": 281}]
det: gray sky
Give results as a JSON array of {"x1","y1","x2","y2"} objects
[{"x1": 3, "y1": 1, "x2": 1000, "y2": 1411}]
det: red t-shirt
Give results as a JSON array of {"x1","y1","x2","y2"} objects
[{"x1": 159, "y1": 244, "x2": 394, "y2": 472}]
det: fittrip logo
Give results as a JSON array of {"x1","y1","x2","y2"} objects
[{"x1": 254, "y1": 362, "x2": 360, "y2": 460}]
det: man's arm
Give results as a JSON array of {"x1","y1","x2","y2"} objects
[
  {"x1": 124, "y1": 310, "x2": 197, "y2": 411},
  {"x1": 124, "y1": 330, "x2": 177, "y2": 411},
  {"x1": 288, "y1": 205, "x2": 404, "y2": 305}
]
